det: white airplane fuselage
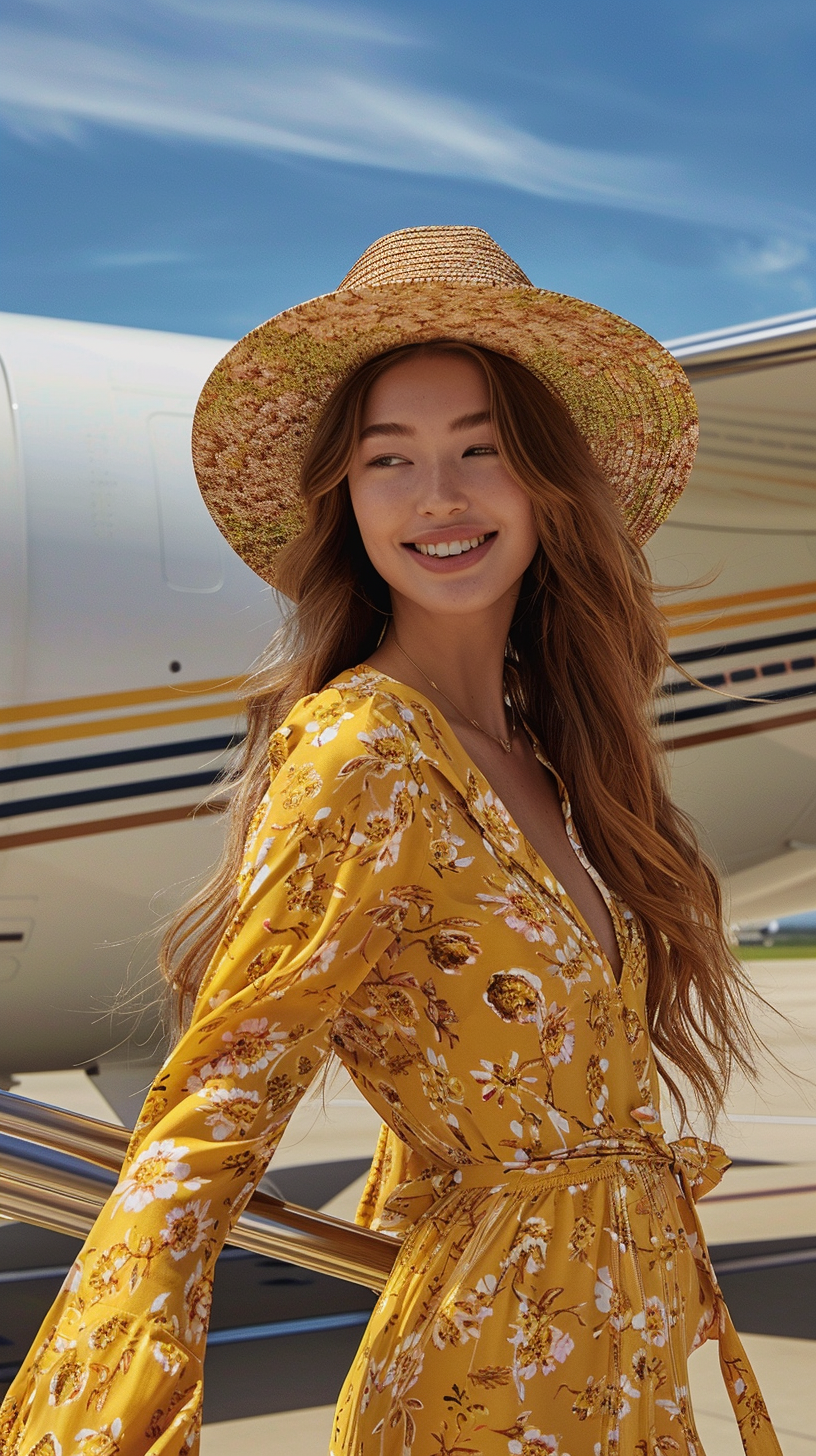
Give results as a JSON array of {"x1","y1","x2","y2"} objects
[{"x1": 1, "y1": 308, "x2": 815, "y2": 1075}]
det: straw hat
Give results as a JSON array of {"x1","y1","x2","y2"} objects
[{"x1": 192, "y1": 226, "x2": 697, "y2": 582}]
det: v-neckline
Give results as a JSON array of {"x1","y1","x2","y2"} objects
[{"x1": 352, "y1": 665, "x2": 630, "y2": 990}]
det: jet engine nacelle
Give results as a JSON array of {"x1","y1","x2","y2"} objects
[{"x1": 0, "y1": 312, "x2": 278, "y2": 1074}]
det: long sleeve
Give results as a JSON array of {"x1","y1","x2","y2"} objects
[{"x1": 0, "y1": 688, "x2": 430, "y2": 1456}]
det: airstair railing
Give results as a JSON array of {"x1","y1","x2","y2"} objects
[{"x1": 0, "y1": 1090, "x2": 398, "y2": 1292}]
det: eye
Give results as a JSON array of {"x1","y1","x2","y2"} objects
[
  {"x1": 463, "y1": 444, "x2": 498, "y2": 457},
  {"x1": 367, "y1": 453, "x2": 408, "y2": 468}
]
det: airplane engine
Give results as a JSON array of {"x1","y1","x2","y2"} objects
[{"x1": 0, "y1": 313, "x2": 278, "y2": 1076}]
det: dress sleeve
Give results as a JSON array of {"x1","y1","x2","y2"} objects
[{"x1": 0, "y1": 689, "x2": 430, "y2": 1456}]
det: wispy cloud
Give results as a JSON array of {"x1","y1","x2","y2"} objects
[
  {"x1": 90, "y1": 248, "x2": 193, "y2": 268},
  {"x1": 0, "y1": 2, "x2": 814, "y2": 243},
  {"x1": 726, "y1": 238, "x2": 810, "y2": 279},
  {"x1": 162, "y1": 0, "x2": 416, "y2": 44}
]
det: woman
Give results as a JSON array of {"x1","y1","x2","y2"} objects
[{"x1": 2, "y1": 226, "x2": 781, "y2": 1455}]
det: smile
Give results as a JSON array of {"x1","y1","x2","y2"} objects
[{"x1": 409, "y1": 533, "x2": 490, "y2": 557}]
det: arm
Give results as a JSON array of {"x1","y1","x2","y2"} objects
[{"x1": 0, "y1": 690, "x2": 429, "y2": 1456}]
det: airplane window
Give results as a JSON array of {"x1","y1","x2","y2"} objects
[{"x1": 149, "y1": 413, "x2": 223, "y2": 593}]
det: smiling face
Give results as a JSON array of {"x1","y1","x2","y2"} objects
[{"x1": 346, "y1": 350, "x2": 540, "y2": 623}]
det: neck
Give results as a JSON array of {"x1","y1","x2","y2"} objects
[{"x1": 369, "y1": 596, "x2": 516, "y2": 742}]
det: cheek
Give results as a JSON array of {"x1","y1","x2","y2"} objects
[
  {"x1": 491, "y1": 479, "x2": 539, "y2": 559},
  {"x1": 348, "y1": 478, "x2": 401, "y2": 570}
]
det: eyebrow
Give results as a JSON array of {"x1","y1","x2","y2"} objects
[{"x1": 358, "y1": 410, "x2": 492, "y2": 442}]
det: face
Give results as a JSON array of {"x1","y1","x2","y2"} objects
[{"x1": 347, "y1": 351, "x2": 540, "y2": 622}]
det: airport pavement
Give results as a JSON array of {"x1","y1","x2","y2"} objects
[{"x1": 1, "y1": 955, "x2": 813, "y2": 1453}]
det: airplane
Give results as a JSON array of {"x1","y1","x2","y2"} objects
[{"x1": 1, "y1": 303, "x2": 815, "y2": 1084}]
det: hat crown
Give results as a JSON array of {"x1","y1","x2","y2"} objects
[{"x1": 338, "y1": 225, "x2": 532, "y2": 291}]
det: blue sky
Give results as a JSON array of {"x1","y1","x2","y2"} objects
[{"x1": 1, "y1": 0, "x2": 814, "y2": 343}]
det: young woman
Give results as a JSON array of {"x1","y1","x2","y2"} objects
[{"x1": 2, "y1": 227, "x2": 781, "y2": 1455}]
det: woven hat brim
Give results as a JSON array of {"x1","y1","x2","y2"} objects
[{"x1": 192, "y1": 282, "x2": 698, "y2": 584}]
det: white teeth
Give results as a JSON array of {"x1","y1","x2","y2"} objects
[{"x1": 414, "y1": 533, "x2": 488, "y2": 557}]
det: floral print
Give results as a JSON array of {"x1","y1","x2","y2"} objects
[{"x1": 1, "y1": 667, "x2": 780, "y2": 1456}]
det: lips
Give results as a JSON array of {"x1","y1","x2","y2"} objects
[
  {"x1": 402, "y1": 532, "x2": 497, "y2": 570},
  {"x1": 411, "y1": 533, "x2": 488, "y2": 558}
]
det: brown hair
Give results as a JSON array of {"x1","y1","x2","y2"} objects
[{"x1": 161, "y1": 340, "x2": 760, "y2": 1127}]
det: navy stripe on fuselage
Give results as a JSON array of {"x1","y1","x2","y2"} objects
[
  {"x1": 0, "y1": 770, "x2": 224, "y2": 820},
  {"x1": 658, "y1": 679, "x2": 816, "y2": 726},
  {"x1": 671, "y1": 625, "x2": 816, "y2": 666},
  {"x1": 663, "y1": 654, "x2": 816, "y2": 698},
  {"x1": 0, "y1": 733, "x2": 242, "y2": 786}
]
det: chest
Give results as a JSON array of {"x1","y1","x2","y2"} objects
[{"x1": 451, "y1": 726, "x2": 624, "y2": 982}]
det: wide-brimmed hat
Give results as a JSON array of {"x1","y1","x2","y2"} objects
[{"x1": 192, "y1": 225, "x2": 697, "y2": 582}]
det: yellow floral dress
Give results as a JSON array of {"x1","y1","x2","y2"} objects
[{"x1": 1, "y1": 667, "x2": 782, "y2": 1456}]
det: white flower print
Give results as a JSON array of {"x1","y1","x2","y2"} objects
[
  {"x1": 112, "y1": 1141, "x2": 206, "y2": 1214},
  {"x1": 552, "y1": 934, "x2": 591, "y2": 988},
  {"x1": 510, "y1": 1296, "x2": 574, "y2": 1397},
  {"x1": 594, "y1": 1265, "x2": 631, "y2": 1331},
  {"x1": 419, "y1": 1047, "x2": 466, "y2": 1113},
  {"x1": 301, "y1": 938, "x2": 339, "y2": 978},
  {"x1": 477, "y1": 879, "x2": 558, "y2": 944},
  {"x1": 501, "y1": 1217, "x2": 553, "y2": 1277},
  {"x1": 75, "y1": 1418, "x2": 123, "y2": 1451},
  {"x1": 152, "y1": 1339, "x2": 184, "y2": 1376},
  {"x1": 184, "y1": 1259, "x2": 213, "y2": 1345},
  {"x1": 594, "y1": 1265, "x2": 615, "y2": 1313},
  {"x1": 508, "y1": 1431, "x2": 561, "y2": 1455},
  {"x1": 429, "y1": 824, "x2": 473, "y2": 871},
  {"x1": 691, "y1": 1302, "x2": 718, "y2": 1351},
  {"x1": 160, "y1": 1199, "x2": 215, "y2": 1260},
  {"x1": 48, "y1": 1351, "x2": 88, "y2": 1407},
  {"x1": 434, "y1": 1273, "x2": 496, "y2": 1346},
  {"x1": 200, "y1": 1085, "x2": 261, "y2": 1140},
  {"x1": 248, "y1": 861, "x2": 272, "y2": 899},
  {"x1": 468, "y1": 780, "x2": 519, "y2": 855},
  {"x1": 539, "y1": 1002, "x2": 575, "y2": 1067},
  {"x1": 632, "y1": 1295, "x2": 670, "y2": 1347},
  {"x1": 470, "y1": 1050, "x2": 539, "y2": 1110},
  {"x1": 306, "y1": 709, "x2": 354, "y2": 746},
  {"x1": 184, "y1": 1064, "x2": 218, "y2": 1096},
  {"x1": 211, "y1": 1017, "x2": 288, "y2": 1079}
]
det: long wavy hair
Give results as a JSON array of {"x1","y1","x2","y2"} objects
[{"x1": 161, "y1": 339, "x2": 760, "y2": 1127}]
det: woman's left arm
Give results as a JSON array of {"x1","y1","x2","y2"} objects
[{"x1": 0, "y1": 694, "x2": 429, "y2": 1456}]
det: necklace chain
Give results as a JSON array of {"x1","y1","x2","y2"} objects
[{"x1": 391, "y1": 635, "x2": 515, "y2": 754}]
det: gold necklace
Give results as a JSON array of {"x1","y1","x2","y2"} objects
[{"x1": 392, "y1": 636, "x2": 515, "y2": 754}]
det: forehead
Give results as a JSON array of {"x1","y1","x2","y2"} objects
[{"x1": 361, "y1": 351, "x2": 489, "y2": 423}]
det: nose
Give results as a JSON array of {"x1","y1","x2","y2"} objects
[{"x1": 415, "y1": 457, "x2": 469, "y2": 516}]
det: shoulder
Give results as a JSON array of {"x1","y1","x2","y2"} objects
[
  {"x1": 251, "y1": 670, "x2": 442, "y2": 853},
  {"x1": 243, "y1": 669, "x2": 435, "y2": 881},
  {"x1": 268, "y1": 666, "x2": 448, "y2": 783}
]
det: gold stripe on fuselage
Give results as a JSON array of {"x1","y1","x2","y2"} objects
[
  {"x1": 664, "y1": 578, "x2": 816, "y2": 640},
  {"x1": 663, "y1": 577, "x2": 816, "y2": 620},
  {"x1": 0, "y1": 700, "x2": 244, "y2": 752},
  {"x1": 0, "y1": 676, "x2": 246, "y2": 726}
]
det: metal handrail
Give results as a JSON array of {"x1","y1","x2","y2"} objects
[{"x1": 0, "y1": 1090, "x2": 399, "y2": 1292}]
